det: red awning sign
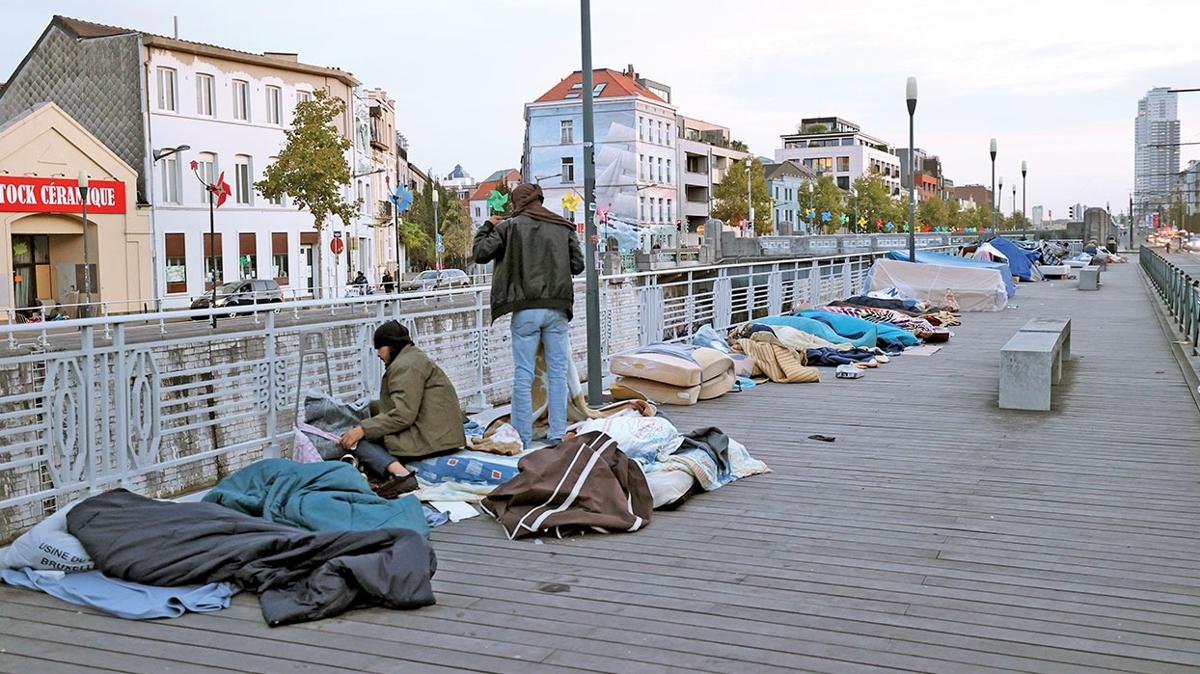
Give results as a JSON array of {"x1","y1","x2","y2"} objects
[{"x1": 0, "y1": 176, "x2": 126, "y2": 214}]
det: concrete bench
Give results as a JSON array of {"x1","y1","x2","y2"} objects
[
  {"x1": 999, "y1": 331, "x2": 1063, "y2": 411},
  {"x1": 1020, "y1": 317, "x2": 1071, "y2": 373},
  {"x1": 1078, "y1": 265, "x2": 1100, "y2": 291}
]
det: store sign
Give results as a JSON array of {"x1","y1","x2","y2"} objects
[{"x1": 0, "y1": 175, "x2": 126, "y2": 214}]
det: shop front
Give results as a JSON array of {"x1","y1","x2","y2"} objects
[{"x1": 0, "y1": 103, "x2": 150, "y2": 319}]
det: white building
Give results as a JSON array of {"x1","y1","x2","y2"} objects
[
  {"x1": 1134, "y1": 87, "x2": 1179, "y2": 221},
  {"x1": 442, "y1": 164, "x2": 476, "y2": 202},
  {"x1": 1179, "y1": 160, "x2": 1200, "y2": 218},
  {"x1": 0, "y1": 16, "x2": 367, "y2": 307},
  {"x1": 775, "y1": 117, "x2": 903, "y2": 197},
  {"x1": 523, "y1": 66, "x2": 678, "y2": 236},
  {"x1": 1031, "y1": 205, "x2": 1044, "y2": 228},
  {"x1": 677, "y1": 116, "x2": 749, "y2": 243}
]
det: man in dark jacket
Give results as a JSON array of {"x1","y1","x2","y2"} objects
[
  {"x1": 473, "y1": 183, "x2": 584, "y2": 446},
  {"x1": 339, "y1": 321, "x2": 467, "y2": 497}
]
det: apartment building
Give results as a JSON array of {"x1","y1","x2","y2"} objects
[
  {"x1": 775, "y1": 117, "x2": 902, "y2": 197},
  {"x1": 0, "y1": 15, "x2": 363, "y2": 306},
  {"x1": 523, "y1": 66, "x2": 678, "y2": 235},
  {"x1": 676, "y1": 116, "x2": 750, "y2": 244}
]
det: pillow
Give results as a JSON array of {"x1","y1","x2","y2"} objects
[{"x1": 0, "y1": 502, "x2": 93, "y2": 573}]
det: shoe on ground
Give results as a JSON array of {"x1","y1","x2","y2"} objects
[{"x1": 373, "y1": 473, "x2": 419, "y2": 499}]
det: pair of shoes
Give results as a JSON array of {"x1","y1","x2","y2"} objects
[{"x1": 373, "y1": 473, "x2": 419, "y2": 499}]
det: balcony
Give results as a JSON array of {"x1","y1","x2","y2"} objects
[
  {"x1": 684, "y1": 200, "x2": 709, "y2": 218},
  {"x1": 682, "y1": 170, "x2": 709, "y2": 186}
]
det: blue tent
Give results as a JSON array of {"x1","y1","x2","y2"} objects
[
  {"x1": 988, "y1": 237, "x2": 1041, "y2": 282},
  {"x1": 885, "y1": 249, "x2": 1016, "y2": 298}
]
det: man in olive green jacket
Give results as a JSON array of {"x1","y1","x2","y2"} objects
[{"x1": 340, "y1": 321, "x2": 466, "y2": 497}]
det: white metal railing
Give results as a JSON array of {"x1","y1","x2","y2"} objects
[{"x1": 0, "y1": 247, "x2": 942, "y2": 537}]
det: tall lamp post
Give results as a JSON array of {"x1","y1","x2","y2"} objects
[
  {"x1": 1012, "y1": 184, "x2": 1017, "y2": 224},
  {"x1": 77, "y1": 171, "x2": 91, "y2": 315},
  {"x1": 998, "y1": 176, "x2": 1004, "y2": 230},
  {"x1": 989, "y1": 138, "x2": 997, "y2": 238},
  {"x1": 744, "y1": 159, "x2": 754, "y2": 235},
  {"x1": 906, "y1": 77, "x2": 917, "y2": 262},
  {"x1": 152, "y1": 145, "x2": 190, "y2": 311},
  {"x1": 1020, "y1": 160, "x2": 1028, "y2": 226},
  {"x1": 580, "y1": 0, "x2": 602, "y2": 405},
  {"x1": 432, "y1": 187, "x2": 441, "y2": 271}
]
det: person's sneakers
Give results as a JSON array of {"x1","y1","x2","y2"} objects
[{"x1": 373, "y1": 473, "x2": 419, "y2": 499}]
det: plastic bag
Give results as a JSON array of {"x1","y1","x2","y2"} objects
[
  {"x1": 691, "y1": 325, "x2": 731, "y2": 353},
  {"x1": 0, "y1": 502, "x2": 93, "y2": 572}
]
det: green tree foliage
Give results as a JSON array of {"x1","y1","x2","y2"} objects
[
  {"x1": 439, "y1": 193, "x2": 473, "y2": 269},
  {"x1": 917, "y1": 196, "x2": 949, "y2": 230},
  {"x1": 256, "y1": 89, "x2": 358, "y2": 294},
  {"x1": 811, "y1": 176, "x2": 845, "y2": 233},
  {"x1": 729, "y1": 139, "x2": 749, "y2": 152},
  {"x1": 801, "y1": 123, "x2": 829, "y2": 134},
  {"x1": 712, "y1": 158, "x2": 773, "y2": 235},
  {"x1": 850, "y1": 175, "x2": 891, "y2": 231},
  {"x1": 405, "y1": 182, "x2": 472, "y2": 270}
]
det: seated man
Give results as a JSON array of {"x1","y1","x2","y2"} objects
[{"x1": 339, "y1": 320, "x2": 467, "y2": 497}]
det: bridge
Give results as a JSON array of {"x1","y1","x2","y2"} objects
[{"x1": 1, "y1": 246, "x2": 1198, "y2": 673}]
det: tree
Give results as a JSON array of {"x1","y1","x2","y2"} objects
[
  {"x1": 811, "y1": 176, "x2": 845, "y2": 233},
  {"x1": 439, "y1": 193, "x2": 472, "y2": 269},
  {"x1": 256, "y1": 89, "x2": 358, "y2": 297},
  {"x1": 917, "y1": 195, "x2": 949, "y2": 231},
  {"x1": 729, "y1": 139, "x2": 749, "y2": 152},
  {"x1": 801, "y1": 123, "x2": 829, "y2": 134},
  {"x1": 712, "y1": 158, "x2": 773, "y2": 235},
  {"x1": 850, "y1": 175, "x2": 892, "y2": 232}
]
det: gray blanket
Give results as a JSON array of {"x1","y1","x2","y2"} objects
[{"x1": 67, "y1": 489, "x2": 436, "y2": 626}]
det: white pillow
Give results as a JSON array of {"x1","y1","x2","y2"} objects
[
  {"x1": 0, "y1": 502, "x2": 93, "y2": 572},
  {"x1": 573, "y1": 416, "x2": 683, "y2": 464}
]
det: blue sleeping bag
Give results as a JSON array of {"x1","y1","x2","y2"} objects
[
  {"x1": 203, "y1": 459, "x2": 429, "y2": 537},
  {"x1": 797, "y1": 310, "x2": 920, "y2": 349},
  {"x1": 753, "y1": 315, "x2": 878, "y2": 349}
]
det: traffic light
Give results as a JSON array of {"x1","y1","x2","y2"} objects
[{"x1": 1068, "y1": 205, "x2": 1076, "y2": 219}]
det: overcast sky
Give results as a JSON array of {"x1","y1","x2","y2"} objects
[{"x1": 3, "y1": 0, "x2": 1198, "y2": 217}]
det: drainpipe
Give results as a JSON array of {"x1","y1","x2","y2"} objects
[{"x1": 141, "y1": 46, "x2": 163, "y2": 312}]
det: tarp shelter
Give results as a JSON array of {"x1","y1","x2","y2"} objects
[
  {"x1": 864, "y1": 258, "x2": 1008, "y2": 312},
  {"x1": 885, "y1": 249, "x2": 1015, "y2": 298},
  {"x1": 987, "y1": 237, "x2": 1041, "y2": 282}
]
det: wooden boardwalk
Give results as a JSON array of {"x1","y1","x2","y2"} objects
[{"x1": 3, "y1": 262, "x2": 1199, "y2": 674}]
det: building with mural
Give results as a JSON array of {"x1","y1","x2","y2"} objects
[{"x1": 523, "y1": 66, "x2": 678, "y2": 237}]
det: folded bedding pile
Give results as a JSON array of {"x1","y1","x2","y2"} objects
[{"x1": 610, "y1": 344, "x2": 736, "y2": 405}]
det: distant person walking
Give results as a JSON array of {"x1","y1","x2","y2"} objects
[
  {"x1": 381, "y1": 269, "x2": 395, "y2": 294},
  {"x1": 473, "y1": 183, "x2": 584, "y2": 447}
]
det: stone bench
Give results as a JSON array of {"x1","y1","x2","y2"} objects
[
  {"x1": 1020, "y1": 317, "x2": 1071, "y2": 377},
  {"x1": 999, "y1": 331, "x2": 1063, "y2": 411},
  {"x1": 1078, "y1": 265, "x2": 1100, "y2": 291}
]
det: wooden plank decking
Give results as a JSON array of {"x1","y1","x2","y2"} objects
[{"x1": 3, "y1": 262, "x2": 1199, "y2": 674}]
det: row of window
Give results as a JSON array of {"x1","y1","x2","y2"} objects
[
  {"x1": 638, "y1": 196, "x2": 673, "y2": 224},
  {"x1": 638, "y1": 116, "x2": 672, "y2": 146},
  {"x1": 155, "y1": 66, "x2": 312, "y2": 123},
  {"x1": 163, "y1": 232, "x2": 294, "y2": 294},
  {"x1": 159, "y1": 153, "x2": 282, "y2": 207},
  {"x1": 639, "y1": 155, "x2": 672, "y2": 184}
]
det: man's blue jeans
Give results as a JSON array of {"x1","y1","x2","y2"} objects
[{"x1": 510, "y1": 308, "x2": 570, "y2": 446}]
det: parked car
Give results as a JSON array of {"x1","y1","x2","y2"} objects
[
  {"x1": 399, "y1": 269, "x2": 472, "y2": 292},
  {"x1": 190, "y1": 279, "x2": 283, "y2": 316}
]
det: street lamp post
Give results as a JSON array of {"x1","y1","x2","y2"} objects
[
  {"x1": 432, "y1": 187, "x2": 441, "y2": 271},
  {"x1": 989, "y1": 139, "x2": 997, "y2": 238},
  {"x1": 1021, "y1": 160, "x2": 1028, "y2": 226},
  {"x1": 1012, "y1": 184, "x2": 1017, "y2": 224},
  {"x1": 77, "y1": 171, "x2": 91, "y2": 315},
  {"x1": 745, "y1": 160, "x2": 753, "y2": 236},
  {"x1": 806, "y1": 181, "x2": 814, "y2": 234},
  {"x1": 580, "y1": 0, "x2": 602, "y2": 405},
  {"x1": 151, "y1": 145, "x2": 190, "y2": 312},
  {"x1": 906, "y1": 77, "x2": 917, "y2": 262}
]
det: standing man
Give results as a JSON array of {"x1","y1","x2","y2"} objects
[{"x1": 473, "y1": 183, "x2": 584, "y2": 446}]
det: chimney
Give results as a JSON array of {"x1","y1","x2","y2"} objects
[
  {"x1": 625, "y1": 64, "x2": 636, "y2": 79},
  {"x1": 173, "y1": 16, "x2": 179, "y2": 38},
  {"x1": 264, "y1": 52, "x2": 300, "y2": 62}
]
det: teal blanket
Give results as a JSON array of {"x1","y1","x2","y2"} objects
[
  {"x1": 754, "y1": 315, "x2": 878, "y2": 349},
  {"x1": 203, "y1": 459, "x2": 429, "y2": 537},
  {"x1": 797, "y1": 310, "x2": 920, "y2": 349}
]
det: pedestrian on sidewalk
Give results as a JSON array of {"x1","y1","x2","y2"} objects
[
  {"x1": 381, "y1": 269, "x2": 395, "y2": 294},
  {"x1": 473, "y1": 183, "x2": 585, "y2": 446}
]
